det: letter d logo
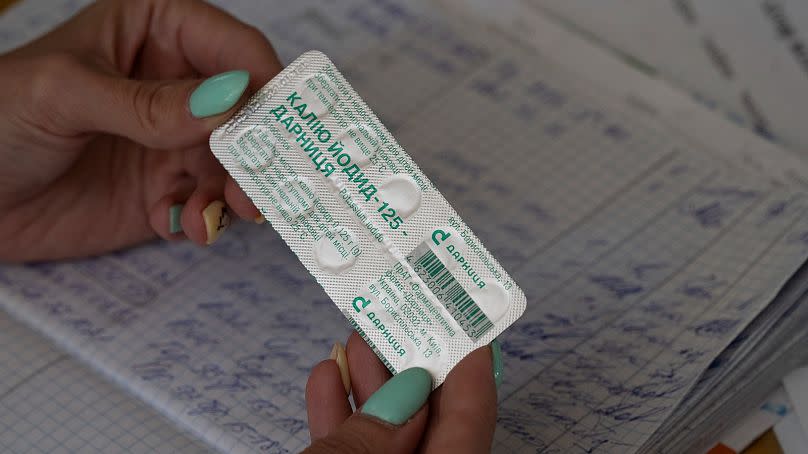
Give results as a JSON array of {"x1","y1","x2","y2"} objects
[{"x1": 353, "y1": 296, "x2": 371, "y2": 312}]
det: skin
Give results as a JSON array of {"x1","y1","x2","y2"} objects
[
  {"x1": 304, "y1": 333, "x2": 498, "y2": 453},
  {"x1": 0, "y1": 1, "x2": 499, "y2": 451},
  {"x1": 0, "y1": 0, "x2": 281, "y2": 262}
]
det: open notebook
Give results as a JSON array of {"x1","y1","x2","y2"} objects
[
  {"x1": 522, "y1": 0, "x2": 808, "y2": 152},
  {"x1": 2, "y1": 0, "x2": 808, "y2": 453}
]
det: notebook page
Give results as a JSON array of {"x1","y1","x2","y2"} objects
[
  {"x1": 438, "y1": 0, "x2": 808, "y2": 187},
  {"x1": 376, "y1": 21, "x2": 808, "y2": 452},
  {"x1": 525, "y1": 0, "x2": 808, "y2": 151},
  {"x1": 447, "y1": 3, "x2": 808, "y2": 451},
  {"x1": 1, "y1": 1, "x2": 808, "y2": 453},
  {"x1": 0, "y1": 312, "x2": 210, "y2": 453}
]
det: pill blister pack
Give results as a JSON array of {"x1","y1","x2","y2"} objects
[{"x1": 210, "y1": 51, "x2": 525, "y2": 385}]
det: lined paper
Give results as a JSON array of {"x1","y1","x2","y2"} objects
[
  {"x1": 1, "y1": 1, "x2": 807, "y2": 453},
  {"x1": 0, "y1": 312, "x2": 210, "y2": 453}
]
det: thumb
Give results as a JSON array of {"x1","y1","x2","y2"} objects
[
  {"x1": 38, "y1": 56, "x2": 250, "y2": 149},
  {"x1": 304, "y1": 368, "x2": 433, "y2": 454}
]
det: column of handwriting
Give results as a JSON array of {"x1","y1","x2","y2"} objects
[
  {"x1": 497, "y1": 175, "x2": 808, "y2": 452},
  {"x1": 115, "y1": 227, "x2": 348, "y2": 453}
]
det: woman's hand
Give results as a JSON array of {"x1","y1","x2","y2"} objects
[
  {"x1": 304, "y1": 332, "x2": 501, "y2": 454},
  {"x1": 0, "y1": 0, "x2": 282, "y2": 262}
]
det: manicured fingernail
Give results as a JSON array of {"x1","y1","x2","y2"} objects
[
  {"x1": 202, "y1": 201, "x2": 230, "y2": 245},
  {"x1": 329, "y1": 342, "x2": 351, "y2": 394},
  {"x1": 491, "y1": 339, "x2": 503, "y2": 389},
  {"x1": 189, "y1": 70, "x2": 249, "y2": 118},
  {"x1": 361, "y1": 367, "x2": 432, "y2": 425},
  {"x1": 254, "y1": 215, "x2": 266, "y2": 224},
  {"x1": 169, "y1": 204, "x2": 184, "y2": 234}
]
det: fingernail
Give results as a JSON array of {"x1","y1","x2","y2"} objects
[
  {"x1": 329, "y1": 342, "x2": 351, "y2": 395},
  {"x1": 254, "y1": 215, "x2": 266, "y2": 224},
  {"x1": 202, "y1": 201, "x2": 230, "y2": 245},
  {"x1": 189, "y1": 70, "x2": 250, "y2": 118},
  {"x1": 491, "y1": 339, "x2": 503, "y2": 389},
  {"x1": 361, "y1": 367, "x2": 432, "y2": 425},
  {"x1": 169, "y1": 204, "x2": 184, "y2": 234}
]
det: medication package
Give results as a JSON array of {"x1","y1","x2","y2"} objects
[{"x1": 209, "y1": 51, "x2": 526, "y2": 386}]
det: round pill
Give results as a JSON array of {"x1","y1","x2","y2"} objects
[
  {"x1": 335, "y1": 123, "x2": 379, "y2": 168},
  {"x1": 469, "y1": 281, "x2": 510, "y2": 323},
  {"x1": 297, "y1": 75, "x2": 330, "y2": 118},
  {"x1": 379, "y1": 175, "x2": 422, "y2": 219},
  {"x1": 236, "y1": 126, "x2": 275, "y2": 172},
  {"x1": 277, "y1": 177, "x2": 317, "y2": 221},
  {"x1": 314, "y1": 229, "x2": 358, "y2": 274}
]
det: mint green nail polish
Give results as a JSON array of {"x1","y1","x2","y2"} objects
[
  {"x1": 361, "y1": 367, "x2": 432, "y2": 425},
  {"x1": 189, "y1": 70, "x2": 249, "y2": 118},
  {"x1": 491, "y1": 339, "x2": 503, "y2": 388},
  {"x1": 169, "y1": 204, "x2": 184, "y2": 234}
]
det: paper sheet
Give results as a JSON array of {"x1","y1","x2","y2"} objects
[
  {"x1": 783, "y1": 367, "x2": 808, "y2": 439},
  {"x1": 528, "y1": 0, "x2": 808, "y2": 152},
  {"x1": 441, "y1": 0, "x2": 808, "y2": 187},
  {"x1": 1, "y1": 1, "x2": 808, "y2": 453},
  {"x1": 712, "y1": 387, "x2": 792, "y2": 452},
  {"x1": 0, "y1": 312, "x2": 209, "y2": 453}
]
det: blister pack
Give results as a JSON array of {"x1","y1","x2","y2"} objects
[{"x1": 209, "y1": 51, "x2": 526, "y2": 386}]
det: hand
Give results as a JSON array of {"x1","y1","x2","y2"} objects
[
  {"x1": 0, "y1": 0, "x2": 282, "y2": 262},
  {"x1": 304, "y1": 332, "x2": 501, "y2": 454}
]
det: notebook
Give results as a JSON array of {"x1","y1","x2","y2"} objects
[
  {"x1": 0, "y1": 312, "x2": 208, "y2": 453},
  {"x1": 522, "y1": 0, "x2": 808, "y2": 151},
  {"x1": 2, "y1": 0, "x2": 808, "y2": 453}
]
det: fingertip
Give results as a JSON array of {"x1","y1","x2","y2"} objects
[
  {"x1": 330, "y1": 342, "x2": 351, "y2": 395},
  {"x1": 306, "y1": 359, "x2": 341, "y2": 401},
  {"x1": 347, "y1": 331, "x2": 363, "y2": 346},
  {"x1": 224, "y1": 176, "x2": 261, "y2": 221},
  {"x1": 181, "y1": 191, "x2": 230, "y2": 246},
  {"x1": 179, "y1": 196, "x2": 207, "y2": 246},
  {"x1": 420, "y1": 345, "x2": 497, "y2": 453},
  {"x1": 149, "y1": 195, "x2": 187, "y2": 241},
  {"x1": 490, "y1": 339, "x2": 503, "y2": 389},
  {"x1": 447, "y1": 344, "x2": 497, "y2": 395},
  {"x1": 360, "y1": 368, "x2": 432, "y2": 426},
  {"x1": 441, "y1": 345, "x2": 498, "y2": 417},
  {"x1": 306, "y1": 359, "x2": 352, "y2": 440}
]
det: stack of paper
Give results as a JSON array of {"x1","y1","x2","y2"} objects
[
  {"x1": 529, "y1": 0, "x2": 808, "y2": 151},
  {"x1": 0, "y1": 1, "x2": 807, "y2": 453}
]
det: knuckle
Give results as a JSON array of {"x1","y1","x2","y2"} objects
[
  {"x1": 131, "y1": 81, "x2": 172, "y2": 138},
  {"x1": 29, "y1": 53, "x2": 85, "y2": 124},
  {"x1": 244, "y1": 25, "x2": 268, "y2": 44},
  {"x1": 240, "y1": 24, "x2": 274, "y2": 56},
  {"x1": 30, "y1": 54, "x2": 74, "y2": 104}
]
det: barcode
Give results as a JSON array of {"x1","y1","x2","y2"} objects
[{"x1": 414, "y1": 249, "x2": 493, "y2": 340}]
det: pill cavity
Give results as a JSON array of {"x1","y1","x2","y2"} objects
[
  {"x1": 236, "y1": 126, "x2": 275, "y2": 171},
  {"x1": 297, "y1": 75, "x2": 330, "y2": 118},
  {"x1": 277, "y1": 177, "x2": 318, "y2": 221},
  {"x1": 398, "y1": 336, "x2": 447, "y2": 377},
  {"x1": 335, "y1": 123, "x2": 379, "y2": 168},
  {"x1": 379, "y1": 175, "x2": 422, "y2": 219},
  {"x1": 314, "y1": 229, "x2": 358, "y2": 274},
  {"x1": 469, "y1": 282, "x2": 510, "y2": 323}
]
